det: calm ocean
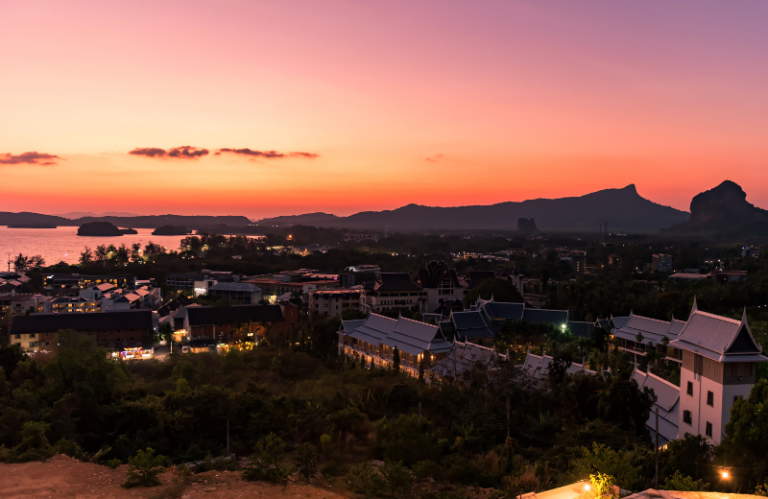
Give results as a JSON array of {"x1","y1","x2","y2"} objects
[{"x1": 0, "y1": 227, "x2": 188, "y2": 268}]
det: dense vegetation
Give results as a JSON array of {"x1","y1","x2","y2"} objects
[{"x1": 0, "y1": 324, "x2": 764, "y2": 496}]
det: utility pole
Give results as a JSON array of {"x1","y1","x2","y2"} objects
[
  {"x1": 506, "y1": 395, "x2": 511, "y2": 440},
  {"x1": 655, "y1": 407, "x2": 659, "y2": 489},
  {"x1": 226, "y1": 419, "x2": 230, "y2": 456}
]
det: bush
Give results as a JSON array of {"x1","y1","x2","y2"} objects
[
  {"x1": 121, "y1": 448, "x2": 167, "y2": 488},
  {"x1": 11, "y1": 421, "x2": 55, "y2": 463},
  {"x1": 413, "y1": 460, "x2": 442, "y2": 482},
  {"x1": 242, "y1": 433, "x2": 292, "y2": 485},
  {"x1": 106, "y1": 458, "x2": 122, "y2": 469},
  {"x1": 54, "y1": 438, "x2": 83, "y2": 459},
  {"x1": 380, "y1": 460, "x2": 414, "y2": 498},
  {"x1": 296, "y1": 442, "x2": 319, "y2": 480},
  {"x1": 662, "y1": 470, "x2": 709, "y2": 491},
  {"x1": 345, "y1": 462, "x2": 387, "y2": 497}
]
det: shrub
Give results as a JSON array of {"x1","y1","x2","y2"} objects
[
  {"x1": 242, "y1": 433, "x2": 292, "y2": 485},
  {"x1": 121, "y1": 448, "x2": 167, "y2": 488},
  {"x1": 589, "y1": 472, "x2": 617, "y2": 499},
  {"x1": 54, "y1": 438, "x2": 83, "y2": 459},
  {"x1": 413, "y1": 460, "x2": 441, "y2": 482},
  {"x1": 296, "y1": 442, "x2": 319, "y2": 480},
  {"x1": 345, "y1": 461, "x2": 387, "y2": 497},
  {"x1": 106, "y1": 458, "x2": 122, "y2": 469},
  {"x1": 12, "y1": 421, "x2": 55, "y2": 462},
  {"x1": 662, "y1": 470, "x2": 709, "y2": 491},
  {"x1": 380, "y1": 460, "x2": 414, "y2": 498}
]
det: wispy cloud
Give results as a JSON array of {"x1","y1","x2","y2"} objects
[
  {"x1": 425, "y1": 154, "x2": 444, "y2": 163},
  {"x1": 129, "y1": 146, "x2": 209, "y2": 159},
  {"x1": 216, "y1": 148, "x2": 319, "y2": 159},
  {"x1": 0, "y1": 151, "x2": 61, "y2": 165}
]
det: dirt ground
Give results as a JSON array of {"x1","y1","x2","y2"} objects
[{"x1": 0, "y1": 454, "x2": 350, "y2": 499}]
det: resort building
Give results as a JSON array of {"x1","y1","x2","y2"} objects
[
  {"x1": 9, "y1": 310, "x2": 154, "y2": 352},
  {"x1": 417, "y1": 261, "x2": 467, "y2": 312},
  {"x1": 207, "y1": 282, "x2": 263, "y2": 305},
  {"x1": 612, "y1": 312, "x2": 687, "y2": 364},
  {"x1": 359, "y1": 273, "x2": 427, "y2": 314},
  {"x1": 338, "y1": 314, "x2": 453, "y2": 375},
  {"x1": 309, "y1": 289, "x2": 362, "y2": 317}
]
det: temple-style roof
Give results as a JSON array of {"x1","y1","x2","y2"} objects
[
  {"x1": 670, "y1": 309, "x2": 766, "y2": 363},
  {"x1": 522, "y1": 308, "x2": 569, "y2": 325},
  {"x1": 519, "y1": 348, "x2": 596, "y2": 380},
  {"x1": 339, "y1": 313, "x2": 452, "y2": 356},
  {"x1": 431, "y1": 339, "x2": 506, "y2": 378},
  {"x1": 451, "y1": 310, "x2": 499, "y2": 339},
  {"x1": 613, "y1": 311, "x2": 684, "y2": 347},
  {"x1": 632, "y1": 367, "x2": 680, "y2": 445},
  {"x1": 372, "y1": 273, "x2": 423, "y2": 292}
]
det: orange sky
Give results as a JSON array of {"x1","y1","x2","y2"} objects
[{"x1": 2, "y1": 0, "x2": 768, "y2": 219}]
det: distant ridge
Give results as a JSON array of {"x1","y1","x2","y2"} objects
[
  {"x1": 0, "y1": 213, "x2": 252, "y2": 229},
  {"x1": 53, "y1": 211, "x2": 141, "y2": 219},
  {"x1": 255, "y1": 185, "x2": 690, "y2": 232}
]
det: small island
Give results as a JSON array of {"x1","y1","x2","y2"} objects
[
  {"x1": 77, "y1": 221, "x2": 137, "y2": 236},
  {"x1": 152, "y1": 225, "x2": 191, "y2": 235}
]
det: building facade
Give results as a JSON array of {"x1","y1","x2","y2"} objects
[
  {"x1": 359, "y1": 273, "x2": 427, "y2": 314},
  {"x1": 309, "y1": 289, "x2": 362, "y2": 317}
]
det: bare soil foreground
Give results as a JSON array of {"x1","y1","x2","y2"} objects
[{"x1": 0, "y1": 455, "x2": 348, "y2": 499}]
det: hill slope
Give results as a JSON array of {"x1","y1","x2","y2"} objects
[{"x1": 257, "y1": 185, "x2": 689, "y2": 232}]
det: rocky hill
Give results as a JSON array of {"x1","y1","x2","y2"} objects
[{"x1": 667, "y1": 181, "x2": 768, "y2": 235}]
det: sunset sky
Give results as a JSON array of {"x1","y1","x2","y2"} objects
[{"x1": 2, "y1": 0, "x2": 767, "y2": 219}]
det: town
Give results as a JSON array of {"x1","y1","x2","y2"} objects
[{"x1": 2, "y1": 226, "x2": 768, "y2": 496}]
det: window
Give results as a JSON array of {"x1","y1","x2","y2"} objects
[
  {"x1": 683, "y1": 410, "x2": 692, "y2": 425},
  {"x1": 115, "y1": 337, "x2": 121, "y2": 343},
  {"x1": 687, "y1": 381, "x2": 693, "y2": 396},
  {"x1": 705, "y1": 421, "x2": 712, "y2": 437},
  {"x1": 707, "y1": 391, "x2": 714, "y2": 407}
]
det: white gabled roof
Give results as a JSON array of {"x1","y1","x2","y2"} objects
[
  {"x1": 670, "y1": 309, "x2": 766, "y2": 362},
  {"x1": 340, "y1": 313, "x2": 452, "y2": 356}
]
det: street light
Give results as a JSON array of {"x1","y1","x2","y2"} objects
[
  {"x1": 722, "y1": 470, "x2": 729, "y2": 479},
  {"x1": 584, "y1": 483, "x2": 591, "y2": 491}
]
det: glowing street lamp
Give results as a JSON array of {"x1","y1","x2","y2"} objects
[{"x1": 721, "y1": 470, "x2": 729, "y2": 479}]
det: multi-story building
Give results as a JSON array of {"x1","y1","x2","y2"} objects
[
  {"x1": 179, "y1": 303, "x2": 299, "y2": 343},
  {"x1": 47, "y1": 296, "x2": 101, "y2": 314},
  {"x1": 614, "y1": 300, "x2": 767, "y2": 446},
  {"x1": 612, "y1": 312, "x2": 686, "y2": 364},
  {"x1": 43, "y1": 274, "x2": 135, "y2": 290},
  {"x1": 359, "y1": 273, "x2": 427, "y2": 314},
  {"x1": 338, "y1": 314, "x2": 453, "y2": 375},
  {"x1": 207, "y1": 282, "x2": 263, "y2": 305},
  {"x1": 670, "y1": 305, "x2": 766, "y2": 445},
  {"x1": 309, "y1": 289, "x2": 361, "y2": 317},
  {"x1": 417, "y1": 261, "x2": 466, "y2": 313},
  {"x1": 571, "y1": 251, "x2": 586, "y2": 277},
  {"x1": 243, "y1": 278, "x2": 339, "y2": 303},
  {"x1": 652, "y1": 254, "x2": 673, "y2": 272},
  {"x1": 9, "y1": 310, "x2": 154, "y2": 352}
]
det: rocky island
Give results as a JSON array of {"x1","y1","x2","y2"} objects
[
  {"x1": 77, "y1": 221, "x2": 137, "y2": 236},
  {"x1": 152, "y1": 225, "x2": 191, "y2": 235}
]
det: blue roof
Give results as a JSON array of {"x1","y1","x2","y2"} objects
[{"x1": 522, "y1": 308, "x2": 568, "y2": 325}]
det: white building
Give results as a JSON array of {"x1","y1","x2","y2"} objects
[
  {"x1": 309, "y1": 288, "x2": 361, "y2": 317},
  {"x1": 670, "y1": 304, "x2": 766, "y2": 445}
]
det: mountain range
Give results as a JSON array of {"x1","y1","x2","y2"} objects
[
  {"x1": 254, "y1": 185, "x2": 689, "y2": 232},
  {"x1": 4, "y1": 182, "x2": 766, "y2": 235}
]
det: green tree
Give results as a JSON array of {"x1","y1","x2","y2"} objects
[{"x1": 393, "y1": 347, "x2": 400, "y2": 372}]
